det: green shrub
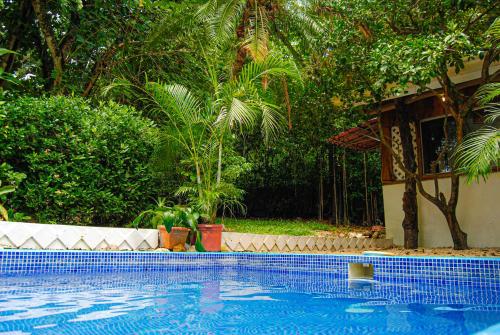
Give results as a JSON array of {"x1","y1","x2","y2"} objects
[{"x1": 0, "y1": 96, "x2": 161, "y2": 226}]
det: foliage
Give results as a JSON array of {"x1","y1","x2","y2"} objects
[
  {"x1": 0, "y1": 0, "x2": 207, "y2": 96},
  {"x1": 131, "y1": 199, "x2": 198, "y2": 230},
  {"x1": 237, "y1": 74, "x2": 381, "y2": 222},
  {"x1": 0, "y1": 163, "x2": 27, "y2": 221},
  {"x1": 0, "y1": 181, "x2": 16, "y2": 221},
  {"x1": 453, "y1": 83, "x2": 500, "y2": 182},
  {"x1": 110, "y1": 50, "x2": 300, "y2": 223},
  {"x1": 131, "y1": 198, "x2": 206, "y2": 251},
  {"x1": 453, "y1": 18, "x2": 500, "y2": 182},
  {"x1": 306, "y1": 0, "x2": 498, "y2": 249},
  {"x1": 0, "y1": 96, "x2": 161, "y2": 226},
  {"x1": 3, "y1": 0, "x2": 496, "y2": 239}
]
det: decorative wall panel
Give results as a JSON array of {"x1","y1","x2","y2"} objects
[
  {"x1": 221, "y1": 232, "x2": 393, "y2": 252},
  {"x1": 391, "y1": 122, "x2": 418, "y2": 181},
  {"x1": 0, "y1": 221, "x2": 158, "y2": 250}
]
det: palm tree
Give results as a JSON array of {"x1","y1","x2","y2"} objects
[
  {"x1": 197, "y1": 0, "x2": 322, "y2": 76},
  {"x1": 143, "y1": 52, "x2": 300, "y2": 222}
]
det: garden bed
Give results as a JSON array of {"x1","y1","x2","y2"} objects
[{"x1": 219, "y1": 218, "x2": 369, "y2": 237}]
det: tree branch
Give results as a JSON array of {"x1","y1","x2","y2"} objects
[
  {"x1": 463, "y1": 2, "x2": 499, "y2": 34},
  {"x1": 273, "y1": 24, "x2": 303, "y2": 66}
]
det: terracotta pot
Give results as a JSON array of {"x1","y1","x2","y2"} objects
[
  {"x1": 158, "y1": 226, "x2": 190, "y2": 251},
  {"x1": 198, "y1": 224, "x2": 223, "y2": 252}
]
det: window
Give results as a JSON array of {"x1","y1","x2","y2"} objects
[{"x1": 420, "y1": 116, "x2": 457, "y2": 174}]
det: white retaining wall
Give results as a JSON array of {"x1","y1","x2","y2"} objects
[
  {"x1": 0, "y1": 221, "x2": 393, "y2": 252},
  {"x1": 222, "y1": 232, "x2": 393, "y2": 252},
  {"x1": 0, "y1": 221, "x2": 159, "y2": 250}
]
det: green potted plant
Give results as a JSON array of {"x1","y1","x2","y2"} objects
[{"x1": 131, "y1": 198, "x2": 205, "y2": 251}]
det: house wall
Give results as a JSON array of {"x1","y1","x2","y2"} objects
[{"x1": 383, "y1": 172, "x2": 500, "y2": 248}]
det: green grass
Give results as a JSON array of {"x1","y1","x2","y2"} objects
[{"x1": 217, "y1": 218, "x2": 337, "y2": 236}]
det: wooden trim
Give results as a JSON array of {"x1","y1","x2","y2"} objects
[
  {"x1": 404, "y1": 79, "x2": 482, "y2": 105},
  {"x1": 380, "y1": 112, "x2": 394, "y2": 182},
  {"x1": 382, "y1": 168, "x2": 500, "y2": 185}
]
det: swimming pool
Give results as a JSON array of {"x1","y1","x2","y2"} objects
[{"x1": 0, "y1": 251, "x2": 499, "y2": 334}]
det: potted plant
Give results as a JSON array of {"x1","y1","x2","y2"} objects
[
  {"x1": 198, "y1": 221, "x2": 223, "y2": 252},
  {"x1": 131, "y1": 199, "x2": 205, "y2": 251}
]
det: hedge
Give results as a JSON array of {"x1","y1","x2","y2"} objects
[{"x1": 0, "y1": 96, "x2": 161, "y2": 226}]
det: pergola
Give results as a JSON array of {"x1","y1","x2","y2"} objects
[
  {"x1": 326, "y1": 118, "x2": 381, "y2": 226},
  {"x1": 327, "y1": 118, "x2": 379, "y2": 151}
]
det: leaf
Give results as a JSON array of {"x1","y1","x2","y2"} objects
[
  {"x1": 453, "y1": 126, "x2": 499, "y2": 183},
  {"x1": 129, "y1": 212, "x2": 145, "y2": 228},
  {"x1": 0, "y1": 48, "x2": 17, "y2": 57},
  {"x1": 163, "y1": 211, "x2": 176, "y2": 232},
  {"x1": 0, "y1": 185, "x2": 15, "y2": 196},
  {"x1": 0, "y1": 204, "x2": 8, "y2": 221},
  {"x1": 194, "y1": 231, "x2": 206, "y2": 252}
]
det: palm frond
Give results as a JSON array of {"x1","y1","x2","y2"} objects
[
  {"x1": 475, "y1": 82, "x2": 500, "y2": 106},
  {"x1": 145, "y1": 83, "x2": 204, "y2": 126},
  {"x1": 453, "y1": 126, "x2": 500, "y2": 182},
  {"x1": 217, "y1": 97, "x2": 259, "y2": 130},
  {"x1": 282, "y1": 5, "x2": 324, "y2": 37},
  {"x1": 150, "y1": 129, "x2": 185, "y2": 175},
  {"x1": 258, "y1": 101, "x2": 285, "y2": 143},
  {"x1": 199, "y1": 0, "x2": 246, "y2": 46},
  {"x1": 486, "y1": 17, "x2": 500, "y2": 41},
  {"x1": 484, "y1": 107, "x2": 500, "y2": 124},
  {"x1": 238, "y1": 52, "x2": 301, "y2": 86},
  {"x1": 243, "y1": 5, "x2": 270, "y2": 61}
]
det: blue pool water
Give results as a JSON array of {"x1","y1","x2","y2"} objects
[{"x1": 1, "y1": 268, "x2": 499, "y2": 335}]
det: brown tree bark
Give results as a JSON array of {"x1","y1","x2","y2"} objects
[
  {"x1": 363, "y1": 152, "x2": 372, "y2": 226},
  {"x1": 82, "y1": 44, "x2": 122, "y2": 97},
  {"x1": 329, "y1": 144, "x2": 339, "y2": 225},
  {"x1": 318, "y1": 148, "x2": 324, "y2": 220},
  {"x1": 31, "y1": 0, "x2": 64, "y2": 91},
  {"x1": 395, "y1": 101, "x2": 419, "y2": 248},
  {"x1": 231, "y1": 0, "x2": 251, "y2": 78},
  {"x1": 443, "y1": 200, "x2": 468, "y2": 249}
]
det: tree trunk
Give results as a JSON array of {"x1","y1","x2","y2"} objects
[
  {"x1": 363, "y1": 152, "x2": 372, "y2": 226},
  {"x1": 396, "y1": 101, "x2": 419, "y2": 249},
  {"x1": 446, "y1": 174, "x2": 468, "y2": 249},
  {"x1": 444, "y1": 208, "x2": 468, "y2": 250},
  {"x1": 31, "y1": 0, "x2": 64, "y2": 91},
  {"x1": 342, "y1": 149, "x2": 349, "y2": 225},
  {"x1": 82, "y1": 44, "x2": 121, "y2": 97},
  {"x1": 33, "y1": 31, "x2": 53, "y2": 90},
  {"x1": 216, "y1": 138, "x2": 223, "y2": 185},
  {"x1": 231, "y1": 0, "x2": 251, "y2": 78},
  {"x1": 318, "y1": 149, "x2": 324, "y2": 220},
  {"x1": 402, "y1": 181, "x2": 418, "y2": 248},
  {"x1": 329, "y1": 144, "x2": 338, "y2": 225}
]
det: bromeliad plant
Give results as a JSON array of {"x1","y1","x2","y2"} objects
[{"x1": 130, "y1": 198, "x2": 205, "y2": 251}]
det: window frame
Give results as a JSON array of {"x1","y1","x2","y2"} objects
[{"x1": 418, "y1": 115, "x2": 457, "y2": 176}]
